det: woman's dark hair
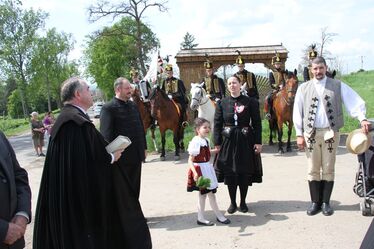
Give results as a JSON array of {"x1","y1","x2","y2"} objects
[
  {"x1": 229, "y1": 75, "x2": 241, "y2": 83},
  {"x1": 194, "y1": 117, "x2": 210, "y2": 133}
]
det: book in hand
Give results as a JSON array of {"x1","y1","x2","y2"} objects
[{"x1": 105, "y1": 135, "x2": 132, "y2": 153}]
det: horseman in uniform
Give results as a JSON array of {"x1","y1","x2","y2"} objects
[
  {"x1": 130, "y1": 68, "x2": 152, "y2": 102},
  {"x1": 201, "y1": 58, "x2": 226, "y2": 102},
  {"x1": 264, "y1": 52, "x2": 286, "y2": 120},
  {"x1": 160, "y1": 64, "x2": 188, "y2": 127},
  {"x1": 303, "y1": 44, "x2": 318, "y2": 82},
  {"x1": 234, "y1": 51, "x2": 259, "y2": 100}
]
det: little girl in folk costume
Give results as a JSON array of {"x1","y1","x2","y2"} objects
[{"x1": 187, "y1": 118, "x2": 230, "y2": 226}]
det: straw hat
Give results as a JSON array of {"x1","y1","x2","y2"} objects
[
  {"x1": 30, "y1": 111, "x2": 38, "y2": 117},
  {"x1": 346, "y1": 129, "x2": 372, "y2": 154}
]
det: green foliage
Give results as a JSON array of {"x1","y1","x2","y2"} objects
[
  {"x1": 7, "y1": 89, "x2": 23, "y2": 118},
  {"x1": 0, "y1": 117, "x2": 29, "y2": 133},
  {"x1": 30, "y1": 28, "x2": 77, "y2": 110},
  {"x1": 84, "y1": 17, "x2": 159, "y2": 99},
  {"x1": 0, "y1": 0, "x2": 48, "y2": 117},
  {"x1": 180, "y1": 32, "x2": 198, "y2": 50}
]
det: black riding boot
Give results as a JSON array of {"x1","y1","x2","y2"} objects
[
  {"x1": 307, "y1": 181, "x2": 321, "y2": 216},
  {"x1": 321, "y1": 181, "x2": 334, "y2": 216}
]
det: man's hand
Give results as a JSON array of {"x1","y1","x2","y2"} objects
[
  {"x1": 361, "y1": 120, "x2": 372, "y2": 133},
  {"x1": 112, "y1": 149, "x2": 124, "y2": 163},
  {"x1": 4, "y1": 223, "x2": 24, "y2": 245},
  {"x1": 254, "y1": 144, "x2": 262, "y2": 154},
  {"x1": 297, "y1": 136, "x2": 305, "y2": 151},
  {"x1": 11, "y1": 215, "x2": 28, "y2": 230}
]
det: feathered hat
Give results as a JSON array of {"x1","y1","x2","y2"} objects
[
  {"x1": 129, "y1": 67, "x2": 139, "y2": 77},
  {"x1": 204, "y1": 53, "x2": 213, "y2": 69},
  {"x1": 165, "y1": 64, "x2": 173, "y2": 72},
  {"x1": 308, "y1": 44, "x2": 318, "y2": 60},
  {"x1": 235, "y1": 50, "x2": 244, "y2": 65},
  {"x1": 272, "y1": 52, "x2": 281, "y2": 65}
]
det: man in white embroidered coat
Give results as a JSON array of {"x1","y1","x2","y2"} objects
[{"x1": 293, "y1": 56, "x2": 371, "y2": 216}]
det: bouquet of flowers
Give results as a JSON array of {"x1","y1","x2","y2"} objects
[{"x1": 196, "y1": 176, "x2": 211, "y2": 189}]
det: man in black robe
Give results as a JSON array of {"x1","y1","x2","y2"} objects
[
  {"x1": 33, "y1": 77, "x2": 151, "y2": 249},
  {"x1": 100, "y1": 77, "x2": 147, "y2": 199},
  {"x1": 100, "y1": 77, "x2": 152, "y2": 248}
]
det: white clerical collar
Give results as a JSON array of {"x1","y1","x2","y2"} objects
[
  {"x1": 72, "y1": 104, "x2": 87, "y2": 115},
  {"x1": 312, "y1": 76, "x2": 327, "y2": 85}
]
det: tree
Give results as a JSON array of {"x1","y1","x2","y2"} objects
[
  {"x1": 88, "y1": 0, "x2": 167, "y2": 75},
  {"x1": 180, "y1": 32, "x2": 198, "y2": 50},
  {"x1": 0, "y1": 77, "x2": 16, "y2": 115},
  {"x1": 0, "y1": 0, "x2": 47, "y2": 117},
  {"x1": 84, "y1": 17, "x2": 159, "y2": 99},
  {"x1": 319, "y1": 26, "x2": 338, "y2": 57},
  {"x1": 300, "y1": 27, "x2": 338, "y2": 68},
  {"x1": 30, "y1": 28, "x2": 76, "y2": 111}
]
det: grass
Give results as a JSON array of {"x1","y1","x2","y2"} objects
[{"x1": 0, "y1": 117, "x2": 30, "y2": 136}]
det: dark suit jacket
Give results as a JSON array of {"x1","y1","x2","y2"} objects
[
  {"x1": 0, "y1": 131, "x2": 31, "y2": 249},
  {"x1": 100, "y1": 97, "x2": 147, "y2": 164}
]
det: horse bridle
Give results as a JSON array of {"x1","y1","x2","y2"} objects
[
  {"x1": 192, "y1": 86, "x2": 210, "y2": 106},
  {"x1": 281, "y1": 84, "x2": 298, "y2": 106}
]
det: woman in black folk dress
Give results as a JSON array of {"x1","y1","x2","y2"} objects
[{"x1": 213, "y1": 75, "x2": 263, "y2": 214}]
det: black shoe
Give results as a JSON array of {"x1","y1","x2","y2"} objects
[
  {"x1": 216, "y1": 218, "x2": 231, "y2": 224},
  {"x1": 197, "y1": 220, "x2": 214, "y2": 226},
  {"x1": 321, "y1": 203, "x2": 334, "y2": 216},
  {"x1": 307, "y1": 202, "x2": 321, "y2": 216},
  {"x1": 239, "y1": 203, "x2": 248, "y2": 213},
  {"x1": 227, "y1": 203, "x2": 238, "y2": 214},
  {"x1": 39, "y1": 153, "x2": 45, "y2": 157}
]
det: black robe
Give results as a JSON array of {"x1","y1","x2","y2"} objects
[{"x1": 33, "y1": 104, "x2": 152, "y2": 249}]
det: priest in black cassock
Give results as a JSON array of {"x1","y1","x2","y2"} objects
[
  {"x1": 100, "y1": 77, "x2": 152, "y2": 249},
  {"x1": 33, "y1": 77, "x2": 150, "y2": 249}
]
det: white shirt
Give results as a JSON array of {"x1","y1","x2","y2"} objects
[{"x1": 293, "y1": 76, "x2": 367, "y2": 136}]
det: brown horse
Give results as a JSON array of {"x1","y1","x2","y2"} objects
[
  {"x1": 272, "y1": 70, "x2": 298, "y2": 154},
  {"x1": 131, "y1": 88, "x2": 157, "y2": 151},
  {"x1": 149, "y1": 86, "x2": 185, "y2": 161}
]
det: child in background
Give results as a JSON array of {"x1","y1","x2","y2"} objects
[{"x1": 187, "y1": 117, "x2": 230, "y2": 226}]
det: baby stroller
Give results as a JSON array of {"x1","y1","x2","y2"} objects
[{"x1": 353, "y1": 119, "x2": 374, "y2": 216}]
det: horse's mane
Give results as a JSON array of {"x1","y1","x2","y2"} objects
[{"x1": 149, "y1": 85, "x2": 170, "y2": 101}]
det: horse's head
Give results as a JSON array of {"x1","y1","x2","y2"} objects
[
  {"x1": 283, "y1": 69, "x2": 299, "y2": 103},
  {"x1": 326, "y1": 70, "x2": 337, "y2": 79},
  {"x1": 131, "y1": 87, "x2": 141, "y2": 102},
  {"x1": 189, "y1": 82, "x2": 206, "y2": 111},
  {"x1": 148, "y1": 85, "x2": 170, "y2": 118}
]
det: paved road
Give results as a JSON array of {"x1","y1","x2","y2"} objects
[{"x1": 8, "y1": 133, "x2": 373, "y2": 249}]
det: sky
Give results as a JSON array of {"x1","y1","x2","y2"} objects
[{"x1": 22, "y1": 0, "x2": 374, "y2": 76}]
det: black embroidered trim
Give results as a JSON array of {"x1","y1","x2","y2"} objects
[{"x1": 325, "y1": 138, "x2": 335, "y2": 153}]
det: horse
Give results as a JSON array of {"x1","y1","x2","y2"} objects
[
  {"x1": 131, "y1": 88, "x2": 158, "y2": 152},
  {"x1": 272, "y1": 70, "x2": 299, "y2": 154},
  {"x1": 189, "y1": 82, "x2": 216, "y2": 135},
  {"x1": 149, "y1": 85, "x2": 185, "y2": 161}
]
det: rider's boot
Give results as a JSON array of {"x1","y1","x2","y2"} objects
[{"x1": 264, "y1": 98, "x2": 271, "y2": 120}]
